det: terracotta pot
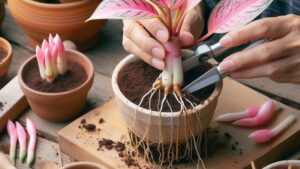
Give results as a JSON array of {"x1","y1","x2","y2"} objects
[
  {"x1": 112, "y1": 54, "x2": 223, "y2": 144},
  {"x1": 263, "y1": 160, "x2": 300, "y2": 169},
  {"x1": 62, "y1": 162, "x2": 108, "y2": 169},
  {"x1": 0, "y1": 37, "x2": 12, "y2": 78},
  {"x1": 8, "y1": 0, "x2": 106, "y2": 51},
  {"x1": 0, "y1": 0, "x2": 4, "y2": 28},
  {"x1": 18, "y1": 50, "x2": 94, "y2": 122}
]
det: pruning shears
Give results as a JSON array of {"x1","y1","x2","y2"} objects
[{"x1": 182, "y1": 39, "x2": 271, "y2": 93}]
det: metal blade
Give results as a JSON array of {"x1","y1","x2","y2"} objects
[{"x1": 182, "y1": 67, "x2": 221, "y2": 93}]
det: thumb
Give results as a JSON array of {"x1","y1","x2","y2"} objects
[{"x1": 179, "y1": 6, "x2": 204, "y2": 47}]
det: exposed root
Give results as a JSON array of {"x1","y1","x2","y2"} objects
[{"x1": 125, "y1": 74, "x2": 207, "y2": 169}]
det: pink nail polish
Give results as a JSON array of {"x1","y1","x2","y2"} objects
[{"x1": 220, "y1": 59, "x2": 235, "y2": 72}]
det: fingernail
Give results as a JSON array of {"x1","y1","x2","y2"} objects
[
  {"x1": 220, "y1": 59, "x2": 235, "y2": 72},
  {"x1": 220, "y1": 35, "x2": 233, "y2": 46},
  {"x1": 152, "y1": 47, "x2": 164, "y2": 59},
  {"x1": 151, "y1": 58, "x2": 164, "y2": 70},
  {"x1": 156, "y1": 29, "x2": 168, "y2": 42}
]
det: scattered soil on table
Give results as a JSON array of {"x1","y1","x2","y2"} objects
[
  {"x1": 24, "y1": 60, "x2": 87, "y2": 93},
  {"x1": 118, "y1": 60, "x2": 216, "y2": 112},
  {"x1": 99, "y1": 118, "x2": 105, "y2": 124},
  {"x1": 0, "y1": 102, "x2": 3, "y2": 111},
  {"x1": 0, "y1": 47, "x2": 7, "y2": 63},
  {"x1": 78, "y1": 118, "x2": 97, "y2": 132},
  {"x1": 97, "y1": 138, "x2": 143, "y2": 168}
]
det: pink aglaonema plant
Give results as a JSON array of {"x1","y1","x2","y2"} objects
[
  {"x1": 249, "y1": 115, "x2": 296, "y2": 143},
  {"x1": 26, "y1": 118, "x2": 37, "y2": 166},
  {"x1": 16, "y1": 122, "x2": 27, "y2": 163},
  {"x1": 7, "y1": 120, "x2": 17, "y2": 165},
  {"x1": 88, "y1": 0, "x2": 273, "y2": 95},
  {"x1": 36, "y1": 34, "x2": 67, "y2": 83}
]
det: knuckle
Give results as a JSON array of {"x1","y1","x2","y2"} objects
[
  {"x1": 257, "y1": 20, "x2": 272, "y2": 35},
  {"x1": 124, "y1": 24, "x2": 136, "y2": 37},
  {"x1": 267, "y1": 64, "x2": 280, "y2": 76},
  {"x1": 140, "y1": 38, "x2": 153, "y2": 53},
  {"x1": 289, "y1": 16, "x2": 300, "y2": 31},
  {"x1": 260, "y1": 45, "x2": 274, "y2": 61},
  {"x1": 144, "y1": 19, "x2": 160, "y2": 32},
  {"x1": 122, "y1": 38, "x2": 133, "y2": 53}
]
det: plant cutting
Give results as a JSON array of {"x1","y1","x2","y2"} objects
[
  {"x1": 90, "y1": 0, "x2": 274, "y2": 167},
  {"x1": 18, "y1": 34, "x2": 94, "y2": 121},
  {"x1": 7, "y1": 120, "x2": 17, "y2": 165},
  {"x1": 26, "y1": 118, "x2": 37, "y2": 166},
  {"x1": 8, "y1": 0, "x2": 106, "y2": 51},
  {"x1": 16, "y1": 122, "x2": 27, "y2": 163}
]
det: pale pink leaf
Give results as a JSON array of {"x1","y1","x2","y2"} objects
[
  {"x1": 88, "y1": 0, "x2": 158, "y2": 20},
  {"x1": 200, "y1": 0, "x2": 273, "y2": 41}
]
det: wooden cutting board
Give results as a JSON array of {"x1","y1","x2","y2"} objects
[
  {"x1": 58, "y1": 78, "x2": 300, "y2": 169},
  {"x1": 0, "y1": 76, "x2": 28, "y2": 133}
]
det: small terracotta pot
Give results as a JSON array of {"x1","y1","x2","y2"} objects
[
  {"x1": 62, "y1": 162, "x2": 108, "y2": 169},
  {"x1": 18, "y1": 50, "x2": 94, "y2": 122},
  {"x1": 8, "y1": 0, "x2": 106, "y2": 51},
  {"x1": 263, "y1": 160, "x2": 300, "y2": 169},
  {"x1": 0, "y1": 37, "x2": 12, "y2": 78},
  {"x1": 112, "y1": 54, "x2": 223, "y2": 144},
  {"x1": 0, "y1": 0, "x2": 5, "y2": 28}
]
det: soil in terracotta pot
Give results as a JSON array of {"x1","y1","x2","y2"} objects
[
  {"x1": 24, "y1": 60, "x2": 87, "y2": 93},
  {"x1": 118, "y1": 60, "x2": 215, "y2": 112},
  {"x1": 0, "y1": 46, "x2": 7, "y2": 63}
]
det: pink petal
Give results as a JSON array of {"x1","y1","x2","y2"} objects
[
  {"x1": 54, "y1": 34, "x2": 65, "y2": 55},
  {"x1": 48, "y1": 34, "x2": 55, "y2": 49}
]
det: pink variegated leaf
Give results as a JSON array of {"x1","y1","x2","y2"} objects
[
  {"x1": 88, "y1": 0, "x2": 158, "y2": 20},
  {"x1": 199, "y1": 0, "x2": 273, "y2": 41},
  {"x1": 153, "y1": 0, "x2": 183, "y2": 9}
]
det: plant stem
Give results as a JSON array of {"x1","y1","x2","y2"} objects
[{"x1": 162, "y1": 38, "x2": 183, "y2": 95}]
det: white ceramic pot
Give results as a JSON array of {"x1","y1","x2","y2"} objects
[
  {"x1": 112, "y1": 54, "x2": 223, "y2": 144},
  {"x1": 263, "y1": 160, "x2": 300, "y2": 169}
]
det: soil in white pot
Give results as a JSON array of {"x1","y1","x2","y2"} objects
[
  {"x1": 118, "y1": 60, "x2": 215, "y2": 112},
  {"x1": 24, "y1": 59, "x2": 87, "y2": 93},
  {"x1": 271, "y1": 166, "x2": 300, "y2": 169}
]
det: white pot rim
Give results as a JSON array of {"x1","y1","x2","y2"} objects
[
  {"x1": 263, "y1": 160, "x2": 300, "y2": 169},
  {"x1": 112, "y1": 54, "x2": 223, "y2": 117}
]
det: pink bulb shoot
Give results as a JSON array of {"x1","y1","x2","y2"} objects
[
  {"x1": 7, "y1": 120, "x2": 17, "y2": 166},
  {"x1": 216, "y1": 106, "x2": 259, "y2": 122},
  {"x1": 16, "y1": 122, "x2": 27, "y2": 163},
  {"x1": 35, "y1": 34, "x2": 67, "y2": 83},
  {"x1": 233, "y1": 100, "x2": 279, "y2": 127},
  {"x1": 249, "y1": 115, "x2": 296, "y2": 143},
  {"x1": 249, "y1": 130, "x2": 274, "y2": 143},
  {"x1": 26, "y1": 118, "x2": 37, "y2": 166}
]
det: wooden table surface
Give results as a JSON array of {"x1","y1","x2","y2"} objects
[{"x1": 0, "y1": 6, "x2": 299, "y2": 169}]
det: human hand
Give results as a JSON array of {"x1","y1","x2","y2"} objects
[
  {"x1": 122, "y1": 5, "x2": 204, "y2": 70},
  {"x1": 219, "y1": 14, "x2": 300, "y2": 84}
]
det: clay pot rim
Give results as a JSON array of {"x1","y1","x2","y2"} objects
[
  {"x1": 263, "y1": 160, "x2": 300, "y2": 169},
  {"x1": 22, "y1": 0, "x2": 91, "y2": 9},
  {"x1": 112, "y1": 54, "x2": 223, "y2": 117},
  {"x1": 0, "y1": 37, "x2": 12, "y2": 65},
  {"x1": 62, "y1": 161, "x2": 108, "y2": 169},
  {"x1": 18, "y1": 49, "x2": 94, "y2": 96}
]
